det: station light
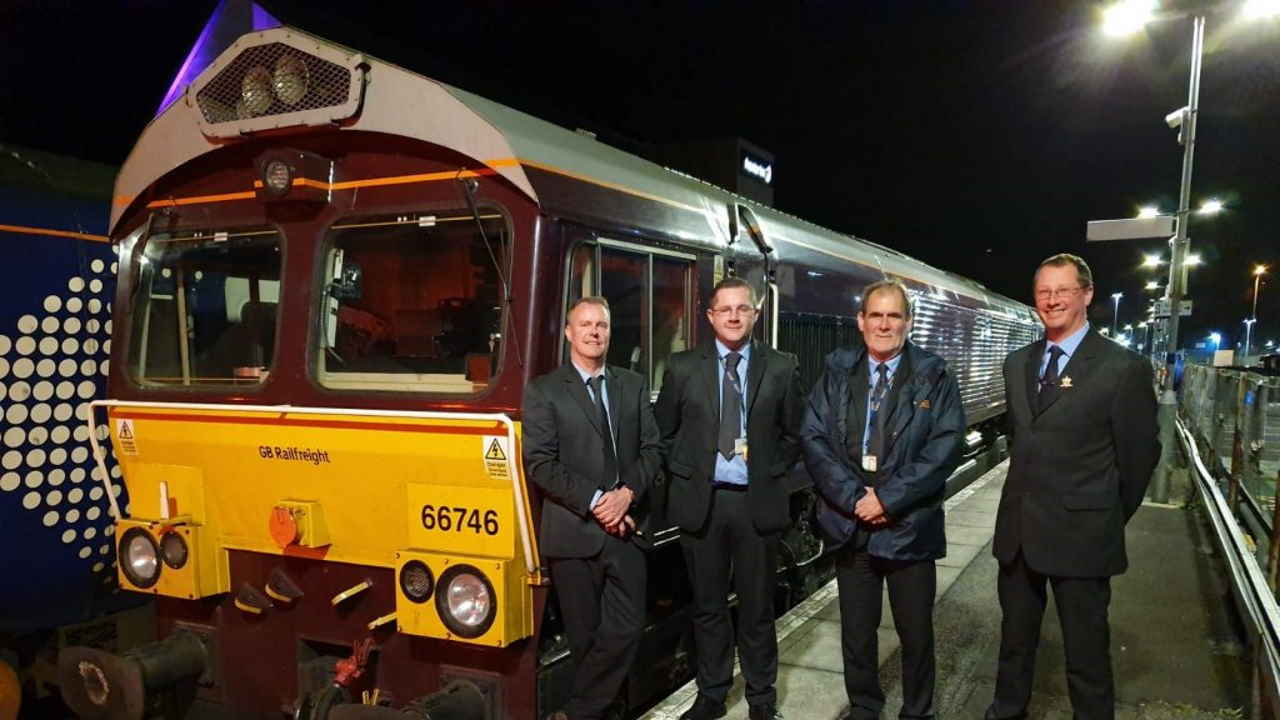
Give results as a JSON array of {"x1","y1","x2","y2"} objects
[
  {"x1": 1103, "y1": 0, "x2": 1156, "y2": 36},
  {"x1": 1243, "y1": 0, "x2": 1280, "y2": 21},
  {"x1": 1186, "y1": 253, "x2": 1203, "y2": 267},
  {"x1": 1142, "y1": 253, "x2": 1164, "y2": 268},
  {"x1": 1197, "y1": 199, "x2": 1224, "y2": 216},
  {"x1": 1137, "y1": 206, "x2": 1160, "y2": 218}
]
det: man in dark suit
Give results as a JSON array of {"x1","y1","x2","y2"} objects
[
  {"x1": 986, "y1": 253, "x2": 1160, "y2": 720},
  {"x1": 523, "y1": 296, "x2": 663, "y2": 720},
  {"x1": 654, "y1": 277, "x2": 803, "y2": 720},
  {"x1": 801, "y1": 279, "x2": 965, "y2": 720}
]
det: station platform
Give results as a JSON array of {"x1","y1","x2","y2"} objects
[{"x1": 642, "y1": 462, "x2": 1252, "y2": 720}]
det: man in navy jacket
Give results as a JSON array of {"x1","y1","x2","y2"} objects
[{"x1": 801, "y1": 279, "x2": 965, "y2": 720}]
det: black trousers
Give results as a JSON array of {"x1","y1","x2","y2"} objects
[
  {"x1": 987, "y1": 552, "x2": 1114, "y2": 720},
  {"x1": 549, "y1": 535, "x2": 646, "y2": 720},
  {"x1": 836, "y1": 545, "x2": 937, "y2": 720},
  {"x1": 680, "y1": 487, "x2": 780, "y2": 708}
]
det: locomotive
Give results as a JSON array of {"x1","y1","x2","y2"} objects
[{"x1": 51, "y1": 9, "x2": 1040, "y2": 720}]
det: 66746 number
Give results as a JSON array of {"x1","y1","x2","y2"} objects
[{"x1": 421, "y1": 505, "x2": 499, "y2": 536}]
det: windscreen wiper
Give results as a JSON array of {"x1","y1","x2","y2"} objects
[{"x1": 459, "y1": 176, "x2": 523, "y2": 369}]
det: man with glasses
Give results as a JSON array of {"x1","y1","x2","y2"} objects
[
  {"x1": 986, "y1": 254, "x2": 1160, "y2": 720},
  {"x1": 654, "y1": 277, "x2": 803, "y2": 720},
  {"x1": 800, "y1": 279, "x2": 964, "y2": 720}
]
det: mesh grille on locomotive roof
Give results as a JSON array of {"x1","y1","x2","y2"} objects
[{"x1": 195, "y1": 42, "x2": 351, "y2": 124}]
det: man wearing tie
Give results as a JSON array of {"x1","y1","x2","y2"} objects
[
  {"x1": 523, "y1": 296, "x2": 663, "y2": 720},
  {"x1": 654, "y1": 277, "x2": 803, "y2": 720},
  {"x1": 986, "y1": 254, "x2": 1160, "y2": 720},
  {"x1": 800, "y1": 279, "x2": 964, "y2": 720}
]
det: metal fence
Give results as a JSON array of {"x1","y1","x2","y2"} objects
[{"x1": 1180, "y1": 364, "x2": 1280, "y2": 513}]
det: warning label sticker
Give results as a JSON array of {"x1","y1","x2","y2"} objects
[
  {"x1": 116, "y1": 419, "x2": 138, "y2": 455},
  {"x1": 482, "y1": 435, "x2": 510, "y2": 480}
]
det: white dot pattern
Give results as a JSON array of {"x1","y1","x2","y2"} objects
[{"x1": 0, "y1": 253, "x2": 121, "y2": 580}]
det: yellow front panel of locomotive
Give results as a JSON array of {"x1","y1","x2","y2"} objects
[
  {"x1": 394, "y1": 550, "x2": 533, "y2": 647},
  {"x1": 108, "y1": 409, "x2": 525, "y2": 570}
]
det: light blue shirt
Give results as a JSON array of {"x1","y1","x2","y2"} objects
[
  {"x1": 573, "y1": 362, "x2": 617, "y2": 508},
  {"x1": 862, "y1": 352, "x2": 903, "y2": 455},
  {"x1": 714, "y1": 339, "x2": 750, "y2": 486},
  {"x1": 1039, "y1": 323, "x2": 1089, "y2": 379}
]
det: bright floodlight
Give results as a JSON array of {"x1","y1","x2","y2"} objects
[
  {"x1": 1141, "y1": 253, "x2": 1163, "y2": 268},
  {"x1": 1198, "y1": 199, "x2": 1224, "y2": 215},
  {"x1": 1255, "y1": 264, "x2": 1269, "y2": 276},
  {"x1": 1210, "y1": 332, "x2": 1222, "y2": 345},
  {"x1": 1145, "y1": 280, "x2": 1159, "y2": 290},
  {"x1": 1243, "y1": 0, "x2": 1280, "y2": 20},
  {"x1": 1186, "y1": 253, "x2": 1204, "y2": 266},
  {"x1": 1111, "y1": 292, "x2": 1123, "y2": 300},
  {"x1": 1137, "y1": 206, "x2": 1160, "y2": 218},
  {"x1": 1103, "y1": 0, "x2": 1156, "y2": 35}
]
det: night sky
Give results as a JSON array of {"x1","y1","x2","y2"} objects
[{"x1": 2, "y1": 1, "x2": 1277, "y2": 351}]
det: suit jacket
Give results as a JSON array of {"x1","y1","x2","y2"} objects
[
  {"x1": 522, "y1": 363, "x2": 663, "y2": 559},
  {"x1": 992, "y1": 328, "x2": 1160, "y2": 577},
  {"x1": 801, "y1": 341, "x2": 965, "y2": 560},
  {"x1": 653, "y1": 340, "x2": 804, "y2": 535}
]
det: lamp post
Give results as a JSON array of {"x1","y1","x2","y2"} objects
[
  {"x1": 1112, "y1": 292, "x2": 1123, "y2": 336},
  {"x1": 1244, "y1": 317, "x2": 1257, "y2": 359}
]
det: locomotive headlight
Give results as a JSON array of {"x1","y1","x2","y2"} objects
[
  {"x1": 272, "y1": 55, "x2": 310, "y2": 106},
  {"x1": 120, "y1": 528, "x2": 160, "y2": 588},
  {"x1": 435, "y1": 565, "x2": 496, "y2": 638},
  {"x1": 238, "y1": 66, "x2": 273, "y2": 118},
  {"x1": 263, "y1": 160, "x2": 293, "y2": 196},
  {"x1": 399, "y1": 560, "x2": 434, "y2": 603},
  {"x1": 160, "y1": 531, "x2": 189, "y2": 569}
]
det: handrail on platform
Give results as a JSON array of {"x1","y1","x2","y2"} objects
[{"x1": 1174, "y1": 415, "x2": 1280, "y2": 712}]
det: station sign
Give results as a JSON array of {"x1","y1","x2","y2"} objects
[
  {"x1": 1154, "y1": 297, "x2": 1192, "y2": 318},
  {"x1": 740, "y1": 151, "x2": 773, "y2": 186}
]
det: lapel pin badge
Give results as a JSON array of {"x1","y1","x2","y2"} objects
[{"x1": 1059, "y1": 376, "x2": 1073, "y2": 389}]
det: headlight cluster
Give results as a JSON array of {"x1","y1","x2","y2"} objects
[
  {"x1": 237, "y1": 55, "x2": 311, "y2": 119},
  {"x1": 399, "y1": 561, "x2": 497, "y2": 638},
  {"x1": 120, "y1": 528, "x2": 190, "y2": 589}
]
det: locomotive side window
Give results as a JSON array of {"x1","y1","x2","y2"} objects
[
  {"x1": 315, "y1": 211, "x2": 509, "y2": 394},
  {"x1": 563, "y1": 239, "x2": 692, "y2": 394},
  {"x1": 125, "y1": 227, "x2": 281, "y2": 387}
]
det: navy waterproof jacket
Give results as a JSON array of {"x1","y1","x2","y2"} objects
[{"x1": 800, "y1": 341, "x2": 965, "y2": 561}]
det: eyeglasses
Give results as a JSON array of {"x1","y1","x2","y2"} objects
[
  {"x1": 711, "y1": 305, "x2": 756, "y2": 317},
  {"x1": 1034, "y1": 286, "x2": 1085, "y2": 302}
]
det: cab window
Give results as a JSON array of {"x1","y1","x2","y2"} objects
[
  {"x1": 316, "y1": 210, "x2": 508, "y2": 394},
  {"x1": 564, "y1": 239, "x2": 693, "y2": 393},
  {"x1": 126, "y1": 227, "x2": 281, "y2": 387}
]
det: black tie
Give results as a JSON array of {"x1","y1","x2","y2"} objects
[
  {"x1": 718, "y1": 352, "x2": 743, "y2": 461},
  {"x1": 588, "y1": 375, "x2": 618, "y2": 490},
  {"x1": 866, "y1": 363, "x2": 890, "y2": 464},
  {"x1": 1037, "y1": 345, "x2": 1065, "y2": 414}
]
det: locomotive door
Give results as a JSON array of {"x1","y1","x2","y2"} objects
[{"x1": 727, "y1": 203, "x2": 776, "y2": 347}]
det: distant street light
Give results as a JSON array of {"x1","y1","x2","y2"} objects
[
  {"x1": 1209, "y1": 332, "x2": 1222, "y2": 351},
  {"x1": 1145, "y1": 280, "x2": 1160, "y2": 291},
  {"x1": 1252, "y1": 264, "x2": 1268, "y2": 319},
  {"x1": 1198, "y1": 198, "x2": 1224, "y2": 216},
  {"x1": 1142, "y1": 253, "x2": 1165, "y2": 269},
  {"x1": 1103, "y1": 0, "x2": 1156, "y2": 36},
  {"x1": 1243, "y1": 317, "x2": 1257, "y2": 357},
  {"x1": 1243, "y1": 0, "x2": 1280, "y2": 21},
  {"x1": 1138, "y1": 206, "x2": 1161, "y2": 219},
  {"x1": 1111, "y1": 292, "x2": 1123, "y2": 335},
  {"x1": 1186, "y1": 253, "x2": 1203, "y2": 267}
]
